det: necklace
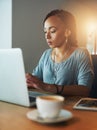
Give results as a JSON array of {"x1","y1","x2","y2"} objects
[
  {"x1": 54, "y1": 50, "x2": 69, "y2": 63},
  {"x1": 53, "y1": 48, "x2": 70, "y2": 83}
]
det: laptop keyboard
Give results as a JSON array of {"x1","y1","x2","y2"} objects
[
  {"x1": 28, "y1": 91, "x2": 45, "y2": 103},
  {"x1": 28, "y1": 90, "x2": 49, "y2": 97},
  {"x1": 28, "y1": 90, "x2": 53, "y2": 106}
]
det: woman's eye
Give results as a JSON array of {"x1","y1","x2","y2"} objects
[
  {"x1": 51, "y1": 30, "x2": 56, "y2": 33},
  {"x1": 44, "y1": 28, "x2": 56, "y2": 34},
  {"x1": 51, "y1": 29, "x2": 56, "y2": 33}
]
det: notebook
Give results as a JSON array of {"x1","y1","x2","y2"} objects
[{"x1": 0, "y1": 48, "x2": 50, "y2": 107}]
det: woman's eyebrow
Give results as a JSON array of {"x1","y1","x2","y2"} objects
[{"x1": 44, "y1": 26, "x2": 56, "y2": 30}]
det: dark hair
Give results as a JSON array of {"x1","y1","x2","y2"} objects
[{"x1": 43, "y1": 9, "x2": 77, "y2": 46}]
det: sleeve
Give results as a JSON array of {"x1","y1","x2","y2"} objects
[
  {"x1": 77, "y1": 48, "x2": 94, "y2": 88},
  {"x1": 32, "y1": 49, "x2": 50, "y2": 81}
]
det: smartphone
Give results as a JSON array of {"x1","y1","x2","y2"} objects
[{"x1": 73, "y1": 98, "x2": 97, "y2": 111}]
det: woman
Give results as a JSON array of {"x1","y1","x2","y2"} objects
[{"x1": 26, "y1": 9, "x2": 94, "y2": 96}]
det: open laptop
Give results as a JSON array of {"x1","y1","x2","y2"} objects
[{"x1": 0, "y1": 48, "x2": 50, "y2": 107}]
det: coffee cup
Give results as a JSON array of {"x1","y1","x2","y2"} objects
[{"x1": 36, "y1": 95, "x2": 64, "y2": 119}]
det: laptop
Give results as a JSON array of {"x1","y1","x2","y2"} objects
[{"x1": 0, "y1": 48, "x2": 50, "y2": 107}]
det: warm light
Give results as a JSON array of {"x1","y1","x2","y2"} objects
[
  {"x1": 86, "y1": 21, "x2": 96, "y2": 35},
  {"x1": 86, "y1": 20, "x2": 97, "y2": 54}
]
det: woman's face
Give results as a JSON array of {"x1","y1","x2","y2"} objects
[{"x1": 44, "y1": 15, "x2": 67, "y2": 48}]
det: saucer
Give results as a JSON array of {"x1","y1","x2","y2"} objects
[{"x1": 27, "y1": 109, "x2": 73, "y2": 124}]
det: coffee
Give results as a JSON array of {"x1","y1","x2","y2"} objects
[{"x1": 40, "y1": 96, "x2": 63, "y2": 101}]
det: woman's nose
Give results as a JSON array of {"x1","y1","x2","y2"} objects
[{"x1": 45, "y1": 32, "x2": 51, "y2": 39}]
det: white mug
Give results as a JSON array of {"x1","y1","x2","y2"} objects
[{"x1": 36, "y1": 95, "x2": 64, "y2": 118}]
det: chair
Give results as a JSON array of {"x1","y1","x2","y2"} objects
[{"x1": 90, "y1": 55, "x2": 97, "y2": 98}]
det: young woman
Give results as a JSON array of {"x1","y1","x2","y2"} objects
[{"x1": 26, "y1": 9, "x2": 94, "y2": 96}]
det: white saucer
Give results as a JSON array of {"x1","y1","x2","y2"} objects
[{"x1": 27, "y1": 109, "x2": 73, "y2": 124}]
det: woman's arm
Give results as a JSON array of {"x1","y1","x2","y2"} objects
[
  {"x1": 26, "y1": 73, "x2": 90, "y2": 97},
  {"x1": 41, "y1": 83, "x2": 90, "y2": 97}
]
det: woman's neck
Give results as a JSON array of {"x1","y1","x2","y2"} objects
[{"x1": 52, "y1": 46, "x2": 77, "y2": 63}]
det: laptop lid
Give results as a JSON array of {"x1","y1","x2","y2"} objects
[{"x1": 0, "y1": 48, "x2": 34, "y2": 107}]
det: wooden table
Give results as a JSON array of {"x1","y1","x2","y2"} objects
[{"x1": 0, "y1": 96, "x2": 97, "y2": 130}]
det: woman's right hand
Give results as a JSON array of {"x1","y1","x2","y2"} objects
[
  {"x1": 26, "y1": 73, "x2": 34, "y2": 88},
  {"x1": 26, "y1": 73, "x2": 44, "y2": 90}
]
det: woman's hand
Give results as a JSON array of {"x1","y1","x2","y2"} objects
[
  {"x1": 26, "y1": 73, "x2": 44, "y2": 90},
  {"x1": 26, "y1": 73, "x2": 59, "y2": 94}
]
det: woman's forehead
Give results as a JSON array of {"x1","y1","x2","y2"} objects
[{"x1": 44, "y1": 16, "x2": 65, "y2": 29}]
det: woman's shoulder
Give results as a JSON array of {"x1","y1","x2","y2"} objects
[
  {"x1": 43, "y1": 48, "x2": 52, "y2": 53},
  {"x1": 40, "y1": 48, "x2": 52, "y2": 60},
  {"x1": 75, "y1": 47, "x2": 88, "y2": 52},
  {"x1": 42, "y1": 48, "x2": 52, "y2": 56},
  {"x1": 74, "y1": 47, "x2": 90, "y2": 56},
  {"x1": 69, "y1": 47, "x2": 91, "y2": 61}
]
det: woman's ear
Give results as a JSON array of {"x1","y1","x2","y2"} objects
[{"x1": 65, "y1": 29, "x2": 71, "y2": 37}]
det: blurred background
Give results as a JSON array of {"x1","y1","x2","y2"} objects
[{"x1": 0, "y1": 0, "x2": 97, "y2": 72}]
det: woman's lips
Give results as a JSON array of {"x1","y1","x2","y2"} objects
[{"x1": 47, "y1": 41, "x2": 52, "y2": 45}]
